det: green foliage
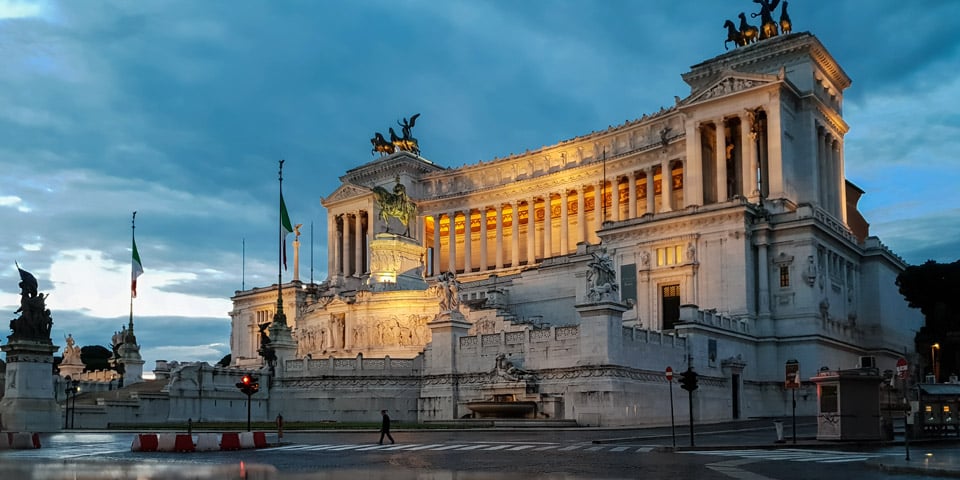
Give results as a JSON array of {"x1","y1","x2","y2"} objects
[
  {"x1": 216, "y1": 354, "x2": 232, "y2": 367},
  {"x1": 898, "y1": 259, "x2": 960, "y2": 378},
  {"x1": 80, "y1": 345, "x2": 113, "y2": 372}
]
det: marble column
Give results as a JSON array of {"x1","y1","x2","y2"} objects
[
  {"x1": 527, "y1": 198, "x2": 536, "y2": 264},
  {"x1": 463, "y1": 209, "x2": 472, "y2": 273},
  {"x1": 448, "y1": 211, "x2": 457, "y2": 274},
  {"x1": 495, "y1": 204, "x2": 504, "y2": 269},
  {"x1": 684, "y1": 119, "x2": 704, "y2": 207},
  {"x1": 576, "y1": 187, "x2": 586, "y2": 244},
  {"x1": 595, "y1": 180, "x2": 604, "y2": 232},
  {"x1": 343, "y1": 213, "x2": 353, "y2": 277},
  {"x1": 661, "y1": 158, "x2": 673, "y2": 213},
  {"x1": 510, "y1": 201, "x2": 520, "y2": 267},
  {"x1": 327, "y1": 215, "x2": 337, "y2": 277},
  {"x1": 646, "y1": 167, "x2": 656, "y2": 214},
  {"x1": 559, "y1": 189, "x2": 569, "y2": 254},
  {"x1": 817, "y1": 126, "x2": 827, "y2": 208},
  {"x1": 354, "y1": 211, "x2": 364, "y2": 276},
  {"x1": 543, "y1": 194, "x2": 552, "y2": 259},
  {"x1": 715, "y1": 118, "x2": 727, "y2": 202},
  {"x1": 479, "y1": 207, "x2": 488, "y2": 272},
  {"x1": 433, "y1": 214, "x2": 442, "y2": 276},
  {"x1": 627, "y1": 172, "x2": 637, "y2": 219},
  {"x1": 739, "y1": 113, "x2": 755, "y2": 198},
  {"x1": 611, "y1": 176, "x2": 621, "y2": 221}
]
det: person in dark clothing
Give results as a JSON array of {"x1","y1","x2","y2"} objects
[{"x1": 378, "y1": 410, "x2": 395, "y2": 444}]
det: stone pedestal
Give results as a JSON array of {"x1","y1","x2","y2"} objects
[
  {"x1": 0, "y1": 340, "x2": 61, "y2": 432},
  {"x1": 368, "y1": 233, "x2": 427, "y2": 291},
  {"x1": 268, "y1": 321, "x2": 298, "y2": 377},
  {"x1": 118, "y1": 341, "x2": 145, "y2": 386},
  {"x1": 424, "y1": 310, "x2": 472, "y2": 419},
  {"x1": 575, "y1": 300, "x2": 629, "y2": 365}
]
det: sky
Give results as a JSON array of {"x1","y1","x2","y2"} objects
[{"x1": 1, "y1": 1, "x2": 958, "y2": 373}]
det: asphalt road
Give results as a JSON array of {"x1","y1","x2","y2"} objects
[{"x1": 0, "y1": 422, "x2": 944, "y2": 480}]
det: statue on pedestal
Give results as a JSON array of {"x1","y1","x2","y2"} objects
[
  {"x1": 586, "y1": 249, "x2": 620, "y2": 302},
  {"x1": 8, "y1": 265, "x2": 53, "y2": 342}
]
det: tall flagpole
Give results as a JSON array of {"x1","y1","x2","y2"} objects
[
  {"x1": 128, "y1": 211, "x2": 137, "y2": 343},
  {"x1": 310, "y1": 221, "x2": 314, "y2": 284},
  {"x1": 275, "y1": 160, "x2": 286, "y2": 328}
]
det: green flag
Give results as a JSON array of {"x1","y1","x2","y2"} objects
[{"x1": 281, "y1": 192, "x2": 293, "y2": 270}]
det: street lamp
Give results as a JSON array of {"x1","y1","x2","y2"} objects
[
  {"x1": 65, "y1": 379, "x2": 80, "y2": 429},
  {"x1": 931, "y1": 343, "x2": 940, "y2": 383}
]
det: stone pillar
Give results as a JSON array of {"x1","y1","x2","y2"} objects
[
  {"x1": 765, "y1": 99, "x2": 784, "y2": 200},
  {"x1": 479, "y1": 207, "x2": 488, "y2": 272},
  {"x1": 715, "y1": 118, "x2": 727, "y2": 202},
  {"x1": 684, "y1": 119, "x2": 704, "y2": 207},
  {"x1": 576, "y1": 188, "x2": 586, "y2": 244},
  {"x1": 510, "y1": 201, "x2": 520, "y2": 268},
  {"x1": 543, "y1": 194, "x2": 553, "y2": 259},
  {"x1": 756, "y1": 229, "x2": 771, "y2": 319},
  {"x1": 463, "y1": 209, "x2": 472, "y2": 274},
  {"x1": 293, "y1": 235, "x2": 301, "y2": 282},
  {"x1": 425, "y1": 310, "x2": 472, "y2": 419},
  {"x1": 575, "y1": 301, "x2": 629, "y2": 365},
  {"x1": 627, "y1": 172, "x2": 637, "y2": 219},
  {"x1": 527, "y1": 198, "x2": 536, "y2": 264},
  {"x1": 661, "y1": 158, "x2": 673, "y2": 212},
  {"x1": 354, "y1": 211, "x2": 363, "y2": 276},
  {"x1": 646, "y1": 167, "x2": 655, "y2": 214},
  {"x1": 334, "y1": 215, "x2": 343, "y2": 277},
  {"x1": 343, "y1": 214, "x2": 353, "y2": 277},
  {"x1": 433, "y1": 214, "x2": 442, "y2": 276},
  {"x1": 611, "y1": 176, "x2": 621, "y2": 221},
  {"x1": 595, "y1": 180, "x2": 604, "y2": 232},
  {"x1": 448, "y1": 211, "x2": 457, "y2": 274},
  {"x1": 559, "y1": 189, "x2": 569, "y2": 254},
  {"x1": 495, "y1": 204, "x2": 504, "y2": 269},
  {"x1": 327, "y1": 215, "x2": 337, "y2": 278},
  {"x1": 817, "y1": 126, "x2": 827, "y2": 208}
]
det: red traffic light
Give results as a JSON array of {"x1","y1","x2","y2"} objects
[{"x1": 241, "y1": 375, "x2": 252, "y2": 385}]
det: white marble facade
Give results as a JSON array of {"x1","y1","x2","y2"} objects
[{"x1": 227, "y1": 33, "x2": 923, "y2": 427}]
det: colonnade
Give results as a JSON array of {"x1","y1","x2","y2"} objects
[
  {"x1": 327, "y1": 210, "x2": 371, "y2": 278},
  {"x1": 816, "y1": 123, "x2": 844, "y2": 221}
]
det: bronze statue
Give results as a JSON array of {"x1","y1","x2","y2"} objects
[
  {"x1": 723, "y1": 20, "x2": 744, "y2": 50},
  {"x1": 398, "y1": 113, "x2": 419, "y2": 141},
  {"x1": 752, "y1": 0, "x2": 780, "y2": 40},
  {"x1": 779, "y1": 1, "x2": 792, "y2": 35},
  {"x1": 372, "y1": 177, "x2": 417, "y2": 236},
  {"x1": 738, "y1": 13, "x2": 758, "y2": 46},
  {"x1": 370, "y1": 132, "x2": 395, "y2": 157},
  {"x1": 9, "y1": 265, "x2": 53, "y2": 342}
]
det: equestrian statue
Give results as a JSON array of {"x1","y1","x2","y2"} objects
[{"x1": 372, "y1": 177, "x2": 418, "y2": 237}]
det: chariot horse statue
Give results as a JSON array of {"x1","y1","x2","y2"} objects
[{"x1": 372, "y1": 178, "x2": 418, "y2": 236}]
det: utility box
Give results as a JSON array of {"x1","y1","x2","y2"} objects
[{"x1": 811, "y1": 368, "x2": 883, "y2": 441}]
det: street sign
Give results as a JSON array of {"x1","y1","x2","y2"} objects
[
  {"x1": 896, "y1": 357, "x2": 909, "y2": 379},
  {"x1": 785, "y1": 359, "x2": 800, "y2": 389},
  {"x1": 665, "y1": 366, "x2": 673, "y2": 381}
]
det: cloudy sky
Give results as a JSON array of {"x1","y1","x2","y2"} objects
[{"x1": 2, "y1": 1, "x2": 958, "y2": 373}]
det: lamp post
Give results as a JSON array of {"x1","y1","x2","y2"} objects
[
  {"x1": 68, "y1": 379, "x2": 80, "y2": 429},
  {"x1": 931, "y1": 343, "x2": 940, "y2": 383}
]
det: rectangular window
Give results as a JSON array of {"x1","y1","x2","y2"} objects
[
  {"x1": 656, "y1": 245, "x2": 685, "y2": 266},
  {"x1": 779, "y1": 265, "x2": 790, "y2": 287},
  {"x1": 662, "y1": 284, "x2": 680, "y2": 330},
  {"x1": 657, "y1": 248, "x2": 665, "y2": 266},
  {"x1": 620, "y1": 264, "x2": 637, "y2": 304}
]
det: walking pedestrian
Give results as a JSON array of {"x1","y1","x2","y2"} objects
[{"x1": 378, "y1": 409, "x2": 395, "y2": 444}]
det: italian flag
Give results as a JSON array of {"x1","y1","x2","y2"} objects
[
  {"x1": 281, "y1": 192, "x2": 294, "y2": 270},
  {"x1": 131, "y1": 235, "x2": 144, "y2": 298}
]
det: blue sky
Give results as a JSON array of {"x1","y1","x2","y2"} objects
[{"x1": 1, "y1": 1, "x2": 958, "y2": 372}]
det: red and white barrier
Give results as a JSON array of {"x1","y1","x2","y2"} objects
[
  {"x1": 131, "y1": 434, "x2": 159, "y2": 452},
  {"x1": 10, "y1": 432, "x2": 40, "y2": 449},
  {"x1": 195, "y1": 433, "x2": 219, "y2": 451},
  {"x1": 220, "y1": 432, "x2": 241, "y2": 451}
]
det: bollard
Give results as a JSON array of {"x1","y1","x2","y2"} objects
[{"x1": 773, "y1": 420, "x2": 785, "y2": 443}]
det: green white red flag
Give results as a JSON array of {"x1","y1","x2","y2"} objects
[
  {"x1": 131, "y1": 235, "x2": 144, "y2": 298},
  {"x1": 280, "y1": 192, "x2": 294, "y2": 270}
]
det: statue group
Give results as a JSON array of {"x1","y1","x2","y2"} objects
[
  {"x1": 9, "y1": 266, "x2": 53, "y2": 342},
  {"x1": 370, "y1": 113, "x2": 421, "y2": 157},
  {"x1": 586, "y1": 249, "x2": 620, "y2": 302},
  {"x1": 723, "y1": 0, "x2": 791, "y2": 50}
]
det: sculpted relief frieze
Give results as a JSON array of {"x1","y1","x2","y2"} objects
[{"x1": 296, "y1": 313, "x2": 433, "y2": 357}]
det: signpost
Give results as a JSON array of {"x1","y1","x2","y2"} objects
[
  {"x1": 666, "y1": 366, "x2": 676, "y2": 447},
  {"x1": 785, "y1": 359, "x2": 800, "y2": 444},
  {"x1": 897, "y1": 357, "x2": 910, "y2": 461}
]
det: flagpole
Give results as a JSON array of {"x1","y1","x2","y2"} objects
[
  {"x1": 310, "y1": 222, "x2": 314, "y2": 284},
  {"x1": 128, "y1": 211, "x2": 137, "y2": 342},
  {"x1": 276, "y1": 160, "x2": 285, "y2": 325}
]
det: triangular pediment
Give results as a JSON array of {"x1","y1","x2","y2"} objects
[
  {"x1": 682, "y1": 71, "x2": 779, "y2": 106},
  {"x1": 322, "y1": 183, "x2": 371, "y2": 206}
]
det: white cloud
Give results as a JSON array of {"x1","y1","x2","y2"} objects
[
  {"x1": 0, "y1": 0, "x2": 51, "y2": 20},
  {"x1": 47, "y1": 249, "x2": 231, "y2": 319}
]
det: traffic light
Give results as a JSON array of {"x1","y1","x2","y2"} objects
[
  {"x1": 235, "y1": 374, "x2": 259, "y2": 396},
  {"x1": 679, "y1": 368, "x2": 699, "y2": 392}
]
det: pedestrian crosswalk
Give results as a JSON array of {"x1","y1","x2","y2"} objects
[
  {"x1": 261, "y1": 442, "x2": 658, "y2": 454},
  {"x1": 682, "y1": 448, "x2": 893, "y2": 464}
]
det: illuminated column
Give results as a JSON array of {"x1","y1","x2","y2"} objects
[
  {"x1": 526, "y1": 198, "x2": 536, "y2": 263},
  {"x1": 543, "y1": 194, "x2": 553, "y2": 258},
  {"x1": 479, "y1": 207, "x2": 488, "y2": 272},
  {"x1": 342, "y1": 213, "x2": 352, "y2": 276},
  {"x1": 432, "y1": 214, "x2": 441, "y2": 276},
  {"x1": 510, "y1": 201, "x2": 520, "y2": 267},
  {"x1": 627, "y1": 172, "x2": 637, "y2": 219},
  {"x1": 559, "y1": 189, "x2": 569, "y2": 254},
  {"x1": 354, "y1": 211, "x2": 363, "y2": 276},
  {"x1": 715, "y1": 118, "x2": 727, "y2": 202},
  {"x1": 646, "y1": 167, "x2": 655, "y2": 214},
  {"x1": 463, "y1": 209, "x2": 472, "y2": 274},
  {"x1": 740, "y1": 112, "x2": 756, "y2": 198},
  {"x1": 661, "y1": 158, "x2": 673, "y2": 213},
  {"x1": 327, "y1": 215, "x2": 337, "y2": 277},
  {"x1": 684, "y1": 119, "x2": 704, "y2": 207},
  {"x1": 611, "y1": 176, "x2": 621, "y2": 221},
  {"x1": 495, "y1": 204, "x2": 504, "y2": 269},
  {"x1": 576, "y1": 187, "x2": 586, "y2": 244},
  {"x1": 595, "y1": 180, "x2": 604, "y2": 232},
  {"x1": 448, "y1": 211, "x2": 457, "y2": 274}
]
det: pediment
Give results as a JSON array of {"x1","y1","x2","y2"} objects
[
  {"x1": 682, "y1": 71, "x2": 779, "y2": 105},
  {"x1": 322, "y1": 183, "x2": 371, "y2": 206}
]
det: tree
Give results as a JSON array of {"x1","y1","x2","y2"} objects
[
  {"x1": 216, "y1": 354, "x2": 232, "y2": 367},
  {"x1": 80, "y1": 345, "x2": 113, "y2": 372},
  {"x1": 897, "y1": 259, "x2": 960, "y2": 379}
]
